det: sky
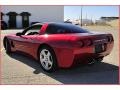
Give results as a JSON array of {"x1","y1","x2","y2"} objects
[{"x1": 64, "y1": 6, "x2": 119, "y2": 21}]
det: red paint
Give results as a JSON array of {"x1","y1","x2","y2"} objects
[
  {"x1": 4, "y1": 23, "x2": 114, "y2": 68},
  {"x1": 39, "y1": 23, "x2": 48, "y2": 35}
]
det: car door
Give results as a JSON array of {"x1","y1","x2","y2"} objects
[{"x1": 14, "y1": 25, "x2": 42, "y2": 56}]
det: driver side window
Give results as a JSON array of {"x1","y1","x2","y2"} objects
[{"x1": 25, "y1": 25, "x2": 42, "y2": 35}]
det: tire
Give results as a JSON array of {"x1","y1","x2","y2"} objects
[
  {"x1": 4, "y1": 38, "x2": 11, "y2": 54},
  {"x1": 38, "y1": 46, "x2": 58, "y2": 72}
]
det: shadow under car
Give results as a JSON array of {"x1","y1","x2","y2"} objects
[{"x1": 8, "y1": 52, "x2": 119, "y2": 84}]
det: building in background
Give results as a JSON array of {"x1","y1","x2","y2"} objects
[
  {"x1": 100, "y1": 17, "x2": 119, "y2": 21},
  {"x1": 72, "y1": 19, "x2": 93, "y2": 26},
  {"x1": 1, "y1": 6, "x2": 64, "y2": 29},
  {"x1": 95, "y1": 16, "x2": 119, "y2": 26}
]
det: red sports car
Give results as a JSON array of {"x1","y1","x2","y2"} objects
[{"x1": 3, "y1": 22, "x2": 114, "y2": 72}]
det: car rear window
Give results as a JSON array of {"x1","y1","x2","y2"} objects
[{"x1": 46, "y1": 23, "x2": 89, "y2": 34}]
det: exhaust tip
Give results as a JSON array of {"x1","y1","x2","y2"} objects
[{"x1": 88, "y1": 58, "x2": 95, "y2": 65}]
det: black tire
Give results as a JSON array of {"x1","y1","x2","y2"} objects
[
  {"x1": 38, "y1": 46, "x2": 58, "y2": 73},
  {"x1": 4, "y1": 38, "x2": 11, "y2": 54}
]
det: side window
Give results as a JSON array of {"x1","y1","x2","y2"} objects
[{"x1": 24, "y1": 25, "x2": 42, "y2": 35}]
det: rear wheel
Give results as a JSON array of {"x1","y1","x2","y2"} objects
[{"x1": 38, "y1": 46, "x2": 58, "y2": 72}]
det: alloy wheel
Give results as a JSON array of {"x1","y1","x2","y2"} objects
[{"x1": 40, "y1": 49, "x2": 53, "y2": 70}]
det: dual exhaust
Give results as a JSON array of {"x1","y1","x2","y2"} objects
[{"x1": 88, "y1": 57, "x2": 103, "y2": 65}]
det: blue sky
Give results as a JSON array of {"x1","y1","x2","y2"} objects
[{"x1": 64, "y1": 6, "x2": 119, "y2": 21}]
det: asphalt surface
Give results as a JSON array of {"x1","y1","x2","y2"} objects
[{"x1": 1, "y1": 27, "x2": 119, "y2": 84}]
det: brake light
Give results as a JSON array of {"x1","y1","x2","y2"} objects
[
  {"x1": 107, "y1": 36, "x2": 113, "y2": 42},
  {"x1": 75, "y1": 39, "x2": 93, "y2": 48},
  {"x1": 76, "y1": 40, "x2": 84, "y2": 47},
  {"x1": 110, "y1": 36, "x2": 113, "y2": 41},
  {"x1": 84, "y1": 39, "x2": 93, "y2": 46}
]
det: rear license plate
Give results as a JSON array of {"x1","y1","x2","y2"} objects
[{"x1": 95, "y1": 44, "x2": 105, "y2": 53}]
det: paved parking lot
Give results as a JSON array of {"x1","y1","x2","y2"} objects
[{"x1": 1, "y1": 26, "x2": 119, "y2": 84}]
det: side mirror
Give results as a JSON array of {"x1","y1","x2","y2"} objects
[{"x1": 16, "y1": 32, "x2": 22, "y2": 36}]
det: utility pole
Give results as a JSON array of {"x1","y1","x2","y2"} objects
[
  {"x1": 86, "y1": 13, "x2": 87, "y2": 19},
  {"x1": 80, "y1": 6, "x2": 83, "y2": 27},
  {"x1": 79, "y1": 16, "x2": 80, "y2": 25}
]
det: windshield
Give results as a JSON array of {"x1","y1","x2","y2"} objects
[{"x1": 46, "y1": 23, "x2": 89, "y2": 34}]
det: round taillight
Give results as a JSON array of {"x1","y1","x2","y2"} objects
[
  {"x1": 77, "y1": 40, "x2": 84, "y2": 47},
  {"x1": 107, "y1": 36, "x2": 110, "y2": 42},
  {"x1": 110, "y1": 36, "x2": 113, "y2": 41},
  {"x1": 107, "y1": 36, "x2": 113, "y2": 42},
  {"x1": 84, "y1": 39, "x2": 92, "y2": 46}
]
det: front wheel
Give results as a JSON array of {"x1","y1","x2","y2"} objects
[
  {"x1": 4, "y1": 38, "x2": 11, "y2": 54},
  {"x1": 38, "y1": 46, "x2": 58, "y2": 72}
]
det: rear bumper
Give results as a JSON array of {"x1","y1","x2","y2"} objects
[
  {"x1": 56, "y1": 42, "x2": 114, "y2": 68},
  {"x1": 73, "y1": 42, "x2": 114, "y2": 64},
  {"x1": 74, "y1": 41, "x2": 113, "y2": 54}
]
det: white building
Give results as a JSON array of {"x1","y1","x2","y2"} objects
[
  {"x1": 1, "y1": 6, "x2": 64, "y2": 28},
  {"x1": 72, "y1": 19, "x2": 93, "y2": 26}
]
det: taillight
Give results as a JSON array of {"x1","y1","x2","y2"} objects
[
  {"x1": 76, "y1": 39, "x2": 92, "y2": 47},
  {"x1": 73, "y1": 40, "x2": 84, "y2": 48},
  {"x1": 107, "y1": 35, "x2": 113, "y2": 42},
  {"x1": 110, "y1": 36, "x2": 113, "y2": 41},
  {"x1": 84, "y1": 39, "x2": 93, "y2": 46},
  {"x1": 74, "y1": 39, "x2": 93, "y2": 48},
  {"x1": 77, "y1": 40, "x2": 84, "y2": 47}
]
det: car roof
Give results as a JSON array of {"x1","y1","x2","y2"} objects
[
  {"x1": 33, "y1": 22, "x2": 45, "y2": 26},
  {"x1": 32, "y1": 22, "x2": 73, "y2": 26}
]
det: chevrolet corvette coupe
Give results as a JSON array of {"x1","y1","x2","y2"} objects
[{"x1": 3, "y1": 22, "x2": 114, "y2": 72}]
